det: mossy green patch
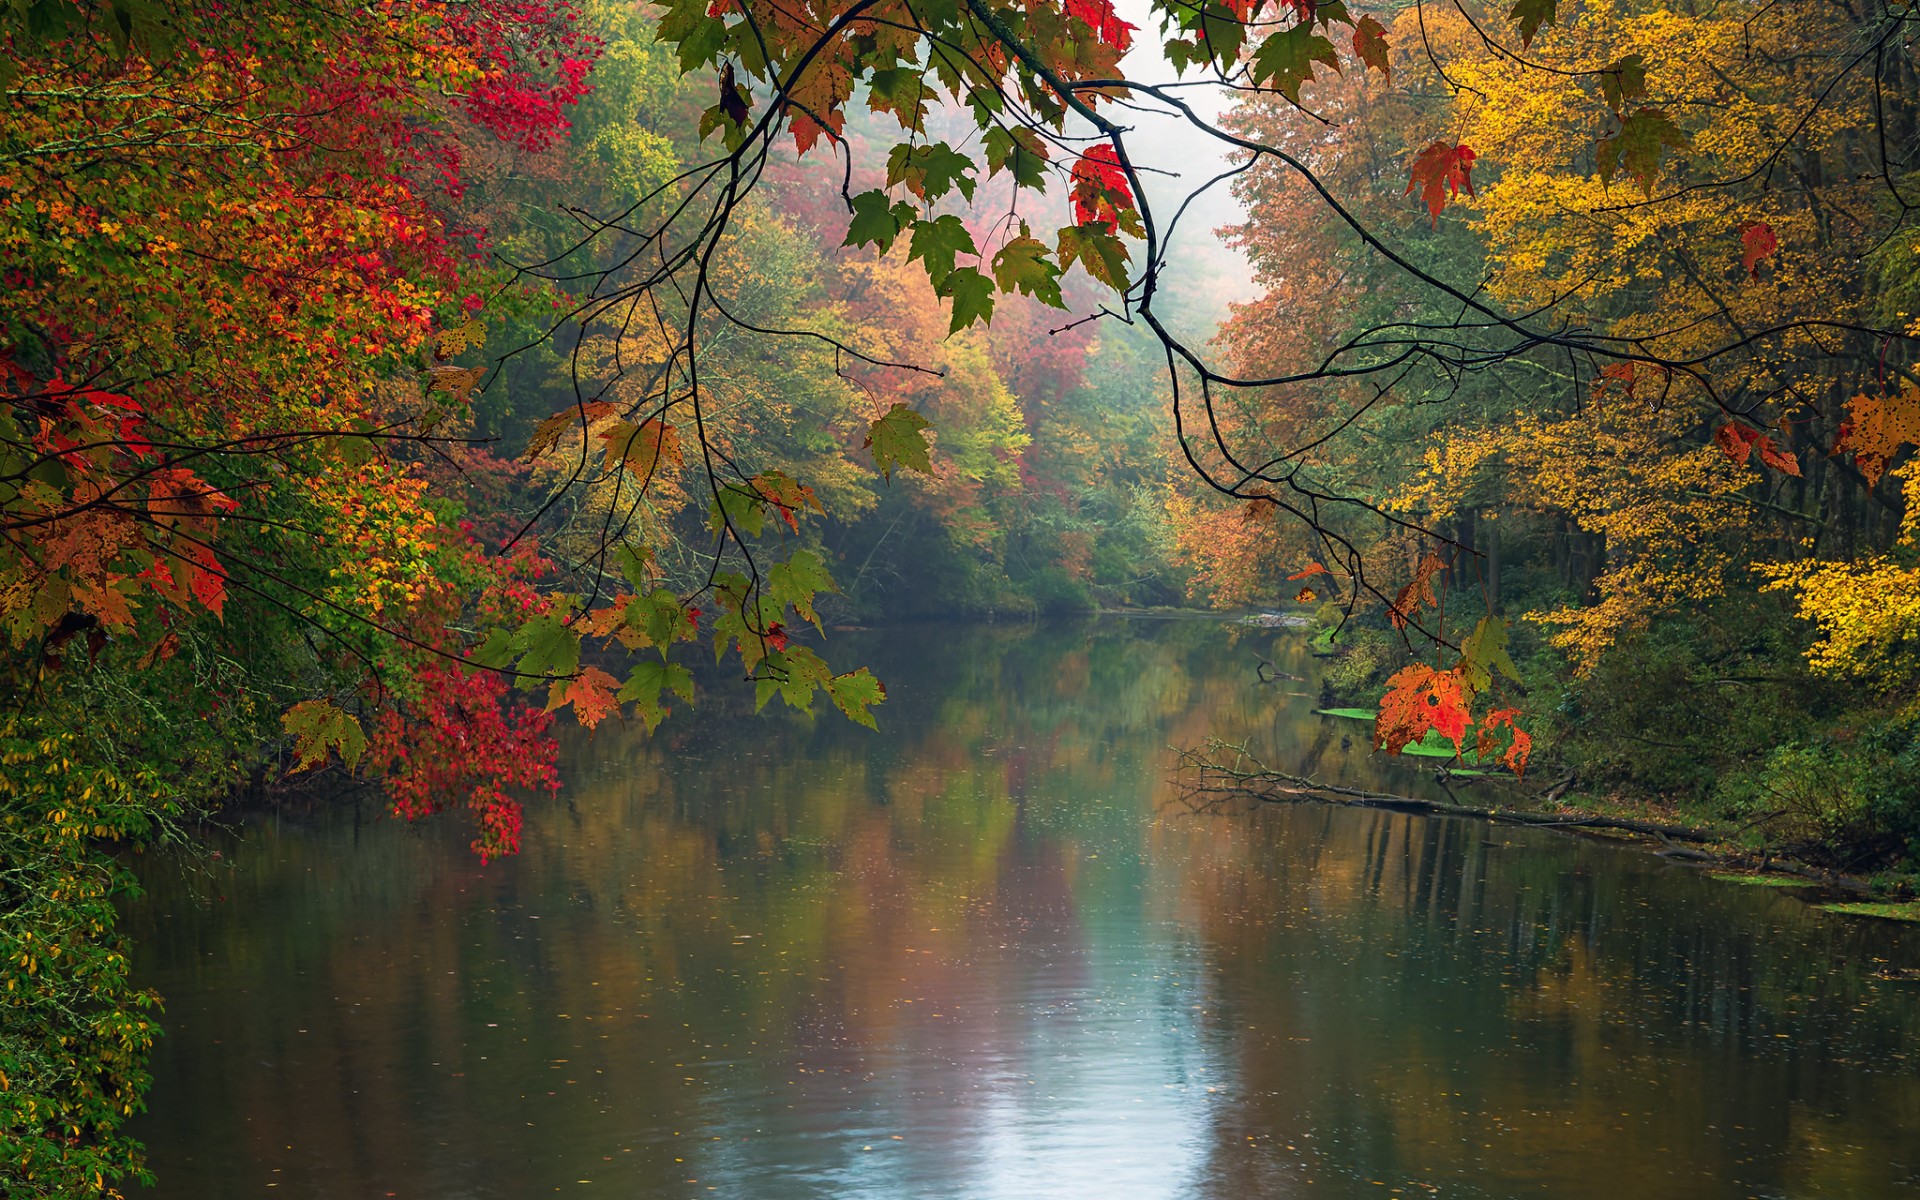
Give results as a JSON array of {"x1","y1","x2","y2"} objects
[
  {"x1": 1819, "y1": 901, "x2": 1920, "y2": 922},
  {"x1": 1710, "y1": 872, "x2": 1810, "y2": 888},
  {"x1": 1315, "y1": 707, "x2": 1375, "y2": 720}
]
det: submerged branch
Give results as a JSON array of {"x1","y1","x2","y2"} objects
[{"x1": 1174, "y1": 739, "x2": 1716, "y2": 843}]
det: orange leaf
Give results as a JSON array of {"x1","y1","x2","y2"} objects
[
  {"x1": 1405, "y1": 142, "x2": 1476, "y2": 225},
  {"x1": 1376, "y1": 663, "x2": 1470, "y2": 756},
  {"x1": 1740, "y1": 221, "x2": 1777, "y2": 279},
  {"x1": 1388, "y1": 552, "x2": 1447, "y2": 630},
  {"x1": 549, "y1": 666, "x2": 621, "y2": 729},
  {"x1": 1287, "y1": 562, "x2": 1329, "y2": 580},
  {"x1": 1295, "y1": 587, "x2": 1317, "y2": 603},
  {"x1": 1835, "y1": 386, "x2": 1920, "y2": 488},
  {"x1": 1714, "y1": 421, "x2": 1760, "y2": 464},
  {"x1": 1476, "y1": 707, "x2": 1533, "y2": 778},
  {"x1": 1754, "y1": 435, "x2": 1800, "y2": 477}
]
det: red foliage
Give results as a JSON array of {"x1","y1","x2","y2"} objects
[
  {"x1": 1406, "y1": 141, "x2": 1476, "y2": 225},
  {"x1": 364, "y1": 662, "x2": 561, "y2": 861},
  {"x1": 1065, "y1": 0, "x2": 1137, "y2": 51},
  {"x1": 1070, "y1": 145, "x2": 1134, "y2": 233}
]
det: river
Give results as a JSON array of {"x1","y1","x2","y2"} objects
[{"x1": 126, "y1": 617, "x2": 1920, "y2": 1198}]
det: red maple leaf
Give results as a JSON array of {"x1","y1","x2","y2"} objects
[
  {"x1": 1376, "y1": 663, "x2": 1470, "y2": 755},
  {"x1": 1476, "y1": 707, "x2": 1533, "y2": 778},
  {"x1": 1071, "y1": 145, "x2": 1134, "y2": 233},
  {"x1": 1287, "y1": 563, "x2": 1330, "y2": 580},
  {"x1": 1065, "y1": 0, "x2": 1136, "y2": 50},
  {"x1": 1406, "y1": 142, "x2": 1476, "y2": 225},
  {"x1": 1740, "y1": 221, "x2": 1777, "y2": 280}
]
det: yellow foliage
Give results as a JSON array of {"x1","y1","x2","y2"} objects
[{"x1": 1761, "y1": 464, "x2": 1920, "y2": 691}]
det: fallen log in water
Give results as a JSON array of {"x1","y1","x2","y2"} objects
[{"x1": 1174, "y1": 740, "x2": 1717, "y2": 844}]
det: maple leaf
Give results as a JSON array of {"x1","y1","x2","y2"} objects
[
  {"x1": 753, "y1": 469, "x2": 823, "y2": 532},
  {"x1": 523, "y1": 400, "x2": 616, "y2": 462},
  {"x1": 1295, "y1": 587, "x2": 1318, "y2": 602},
  {"x1": 1717, "y1": 422, "x2": 1799, "y2": 476},
  {"x1": 765, "y1": 622, "x2": 790, "y2": 651},
  {"x1": 844, "y1": 189, "x2": 918, "y2": 254},
  {"x1": 1598, "y1": 54, "x2": 1647, "y2": 116},
  {"x1": 1065, "y1": 0, "x2": 1137, "y2": 51},
  {"x1": 282, "y1": 700, "x2": 367, "y2": 772},
  {"x1": 938, "y1": 266, "x2": 995, "y2": 334},
  {"x1": 1457, "y1": 614, "x2": 1522, "y2": 697},
  {"x1": 600, "y1": 418, "x2": 683, "y2": 476},
  {"x1": 547, "y1": 666, "x2": 621, "y2": 729},
  {"x1": 1755, "y1": 436, "x2": 1801, "y2": 477},
  {"x1": 1834, "y1": 386, "x2": 1920, "y2": 487},
  {"x1": 1595, "y1": 362, "x2": 1638, "y2": 398},
  {"x1": 865, "y1": 403, "x2": 934, "y2": 480},
  {"x1": 825, "y1": 667, "x2": 887, "y2": 729},
  {"x1": 1288, "y1": 563, "x2": 1330, "y2": 579},
  {"x1": 619, "y1": 659, "x2": 695, "y2": 733},
  {"x1": 992, "y1": 230, "x2": 1065, "y2": 308},
  {"x1": 1352, "y1": 15, "x2": 1390, "y2": 82},
  {"x1": 1389, "y1": 551, "x2": 1447, "y2": 629},
  {"x1": 887, "y1": 141, "x2": 977, "y2": 202},
  {"x1": 1714, "y1": 421, "x2": 1761, "y2": 464},
  {"x1": 906, "y1": 214, "x2": 977, "y2": 288},
  {"x1": 1056, "y1": 222, "x2": 1132, "y2": 290},
  {"x1": 1070, "y1": 145, "x2": 1135, "y2": 234},
  {"x1": 983, "y1": 127, "x2": 1050, "y2": 191},
  {"x1": 1476, "y1": 707, "x2": 1532, "y2": 777},
  {"x1": 1507, "y1": 0, "x2": 1556, "y2": 46},
  {"x1": 1597, "y1": 108, "x2": 1687, "y2": 196},
  {"x1": 1741, "y1": 221, "x2": 1778, "y2": 280},
  {"x1": 1376, "y1": 663, "x2": 1470, "y2": 756},
  {"x1": 1250, "y1": 21, "x2": 1340, "y2": 103},
  {"x1": 769, "y1": 548, "x2": 838, "y2": 626},
  {"x1": 1405, "y1": 141, "x2": 1476, "y2": 225}
]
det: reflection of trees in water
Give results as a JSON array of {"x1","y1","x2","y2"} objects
[
  {"x1": 122, "y1": 620, "x2": 1920, "y2": 1198},
  {"x1": 1163, "y1": 802, "x2": 1920, "y2": 1198}
]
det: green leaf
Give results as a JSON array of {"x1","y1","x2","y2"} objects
[
  {"x1": 470, "y1": 627, "x2": 517, "y2": 670},
  {"x1": 939, "y1": 265, "x2": 995, "y2": 334},
  {"x1": 618, "y1": 659, "x2": 695, "y2": 732},
  {"x1": 844, "y1": 189, "x2": 917, "y2": 254},
  {"x1": 825, "y1": 668, "x2": 887, "y2": 729},
  {"x1": 769, "y1": 548, "x2": 838, "y2": 626},
  {"x1": 1056, "y1": 223, "x2": 1132, "y2": 291},
  {"x1": 1597, "y1": 107, "x2": 1687, "y2": 196},
  {"x1": 868, "y1": 65, "x2": 931, "y2": 131},
  {"x1": 1598, "y1": 53, "x2": 1647, "y2": 116},
  {"x1": 281, "y1": 700, "x2": 367, "y2": 771},
  {"x1": 907, "y1": 214, "x2": 977, "y2": 288},
  {"x1": 1250, "y1": 22, "x2": 1340, "y2": 103},
  {"x1": 632, "y1": 588, "x2": 693, "y2": 653},
  {"x1": 755, "y1": 645, "x2": 834, "y2": 713},
  {"x1": 887, "y1": 141, "x2": 977, "y2": 202},
  {"x1": 709, "y1": 484, "x2": 768, "y2": 538},
  {"x1": 1458, "y1": 615, "x2": 1522, "y2": 697},
  {"x1": 612, "y1": 543, "x2": 653, "y2": 590},
  {"x1": 983, "y1": 126, "x2": 1050, "y2": 191},
  {"x1": 1507, "y1": 0, "x2": 1556, "y2": 47},
  {"x1": 991, "y1": 232, "x2": 1065, "y2": 308},
  {"x1": 865, "y1": 403, "x2": 935, "y2": 480},
  {"x1": 512, "y1": 613, "x2": 581, "y2": 686}
]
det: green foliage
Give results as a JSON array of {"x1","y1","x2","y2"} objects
[{"x1": 0, "y1": 718, "x2": 186, "y2": 1198}]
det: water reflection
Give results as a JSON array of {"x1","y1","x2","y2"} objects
[{"x1": 126, "y1": 618, "x2": 1920, "y2": 1198}]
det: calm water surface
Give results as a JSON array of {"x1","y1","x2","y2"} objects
[{"x1": 126, "y1": 619, "x2": 1920, "y2": 1198}]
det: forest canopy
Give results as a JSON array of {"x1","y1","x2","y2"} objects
[{"x1": 7, "y1": 0, "x2": 1920, "y2": 1190}]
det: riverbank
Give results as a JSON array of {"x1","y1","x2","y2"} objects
[{"x1": 1177, "y1": 739, "x2": 1920, "y2": 922}]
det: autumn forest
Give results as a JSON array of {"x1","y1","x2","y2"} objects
[{"x1": 6, "y1": 0, "x2": 1920, "y2": 1191}]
